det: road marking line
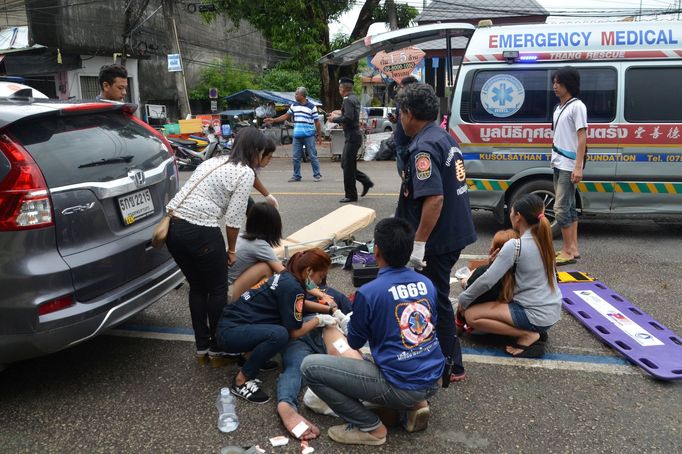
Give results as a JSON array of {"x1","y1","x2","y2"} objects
[
  {"x1": 260, "y1": 191, "x2": 400, "y2": 197},
  {"x1": 463, "y1": 353, "x2": 638, "y2": 376},
  {"x1": 108, "y1": 324, "x2": 637, "y2": 376}
]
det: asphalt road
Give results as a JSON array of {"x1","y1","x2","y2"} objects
[{"x1": 1, "y1": 155, "x2": 681, "y2": 453}]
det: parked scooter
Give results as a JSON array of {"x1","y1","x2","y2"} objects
[{"x1": 168, "y1": 125, "x2": 227, "y2": 170}]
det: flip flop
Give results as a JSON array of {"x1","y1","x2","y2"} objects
[
  {"x1": 507, "y1": 340, "x2": 546, "y2": 358},
  {"x1": 556, "y1": 255, "x2": 577, "y2": 266},
  {"x1": 556, "y1": 252, "x2": 581, "y2": 260}
]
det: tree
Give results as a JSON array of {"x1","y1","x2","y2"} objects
[
  {"x1": 189, "y1": 57, "x2": 257, "y2": 107},
  {"x1": 208, "y1": 1, "x2": 417, "y2": 109},
  {"x1": 259, "y1": 67, "x2": 321, "y2": 97}
]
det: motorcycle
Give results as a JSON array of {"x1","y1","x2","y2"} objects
[{"x1": 168, "y1": 125, "x2": 228, "y2": 170}]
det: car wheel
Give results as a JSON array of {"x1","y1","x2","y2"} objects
[
  {"x1": 509, "y1": 179, "x2": 561, "y2": 238},
  {"x1": 384, "y1": 126, "x2": 392, "y2": 132}
]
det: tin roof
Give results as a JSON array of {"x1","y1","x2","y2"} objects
[{"x1": 417, "y1": 0, "x2": 549, "y2": 22}]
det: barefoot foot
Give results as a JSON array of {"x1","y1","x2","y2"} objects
[{"x1": 277, "y1": 402, "x2": 320, "y2": 440}]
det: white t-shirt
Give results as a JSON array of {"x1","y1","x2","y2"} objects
[
  {"x1": 166, "y1": 155, "x2": 255, "y2": 228},
  {"x1": 551, "y1": 99, "x2": 587, "y2": 172}
]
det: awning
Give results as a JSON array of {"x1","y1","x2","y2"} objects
[
  {"x1": 318, "y1": 23, "x2": 476, "y2": 66},
  {"x1": 224, "y1": 89, "x2": 322, "y2": 108}
]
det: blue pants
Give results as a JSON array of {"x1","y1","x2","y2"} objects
[
  {"x1": 292, "y1": 135, "x2": 321, "y2": 180},
  {"x1": 419, "y1": 250, "x2": 465, "y2": 375},
  {"x1": 216, "y1": 323, "x2": 288, "y2": 379},
  {"x1": 553, "y1": 168, "x2": 578, "y2": 227},
  {"x1": 277, "y1": 330, "x2": 326, "y2": 410}
]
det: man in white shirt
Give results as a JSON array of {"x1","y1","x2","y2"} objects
[{"x1": 551, "y1": 67, "x2": 587, "y2": 265}]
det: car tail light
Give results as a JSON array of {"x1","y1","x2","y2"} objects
[
  {"x1": 37, "y1": 295, "x2": 74, "y2": 316},
  {"x1": 0, "y1": 133, "x2": 53, "y2": 231}
]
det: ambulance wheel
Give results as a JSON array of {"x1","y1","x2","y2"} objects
[{"x1": 509, "y1": 179, "x2": 560, "y2": 238}]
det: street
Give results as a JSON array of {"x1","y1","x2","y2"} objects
[{"x1": 1, "y1": 156, "x2": 681, "y2": 453}]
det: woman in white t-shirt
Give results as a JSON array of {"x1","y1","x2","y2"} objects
[
  {"x1": 165, "y1": 128, "x2": 274, "y2": 361},
  {"x1": 551, "y1": 66, "x2": 588, "y2": 265}
]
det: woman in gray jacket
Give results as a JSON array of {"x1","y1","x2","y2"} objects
[{"x1": 458, "y1": 194, "x2": 562, "y2": 358}]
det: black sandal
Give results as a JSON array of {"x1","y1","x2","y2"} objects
[{"x1": 507, "y1": 340, "x2": 546, "y2": 358}]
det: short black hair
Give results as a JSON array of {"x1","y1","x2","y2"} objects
[
  {"x1": 552, "y1": 66, "x2": 580, "y2": 97},
  {"x1": 98, "y1": 64, "x2": 128, "y2": 89},
  {"x1": 374, "y1": 217, "x2": 414, "y2": 267},
  {"x1": 230, "y1": 127, "x2": 266, "y2": 168},
  {"x1": 263, "y1": 137, "x2": 276, "y2": 156},
  {"x1": 394, "y1": 83, "x2": 439, "y2": 122},
  {"x1": 400, "y1": 76, "x2": 419, "y2": 86},
  {"x1": 242, "y1": 202, "x2": 282, "y2": 247}
]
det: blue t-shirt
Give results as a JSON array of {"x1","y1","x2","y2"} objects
[
  {"x1": 395, "y1": 122, "x2": 477, "y2": 255},
  {"x1": 218, "y1": 272, "x2": 304, "y2": 329},
  {"x1": 347, "y1": 267, "x2": 444, "y2": 390},
  {"x1": 287, "y1": 101, "x2": 319, "y2": 138}
]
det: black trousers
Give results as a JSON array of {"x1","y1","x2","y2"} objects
[
  {"x1": 166, "y1": 217, "x2": 228, "y2": 350},
  {"x1": 418, "y1": 249, "x2": 465, "y2": 375},
  {"x1": 341, "y1": 130, "x2": 372, "y2": 199}
]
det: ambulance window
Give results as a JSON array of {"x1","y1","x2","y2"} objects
[
  {"x1": 625, "y1": 67, "x2": 682, "y2": 122},
  {"x1": 576, "y1": 68, "x2": 617, "y2": 123},
  {"x1": 468, "y1": 69, "x2": 552, "y2": 122}
]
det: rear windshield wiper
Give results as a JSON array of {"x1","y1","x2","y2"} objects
[{"x1": 78, "y1": 155, "x2": 134, "y2": 168}]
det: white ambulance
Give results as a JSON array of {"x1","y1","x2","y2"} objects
[{"x1": 322, "y1": 20, "x2": 682, "y2": 233}]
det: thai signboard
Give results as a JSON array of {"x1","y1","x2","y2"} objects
[{"x1": 370, "y1": 47, "x2": 425, "y2": 83}]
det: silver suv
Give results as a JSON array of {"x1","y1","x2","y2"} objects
[
  {"x1": 364, "y1": 107, "x2": 396, "y2": 133},
  {"x1": 0, "y1": 95, "x2": 184, "y2": 368}
]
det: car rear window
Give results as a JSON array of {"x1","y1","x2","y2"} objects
[{"x1": 9, "y1": 110, "x2": 168, "y2": 187}]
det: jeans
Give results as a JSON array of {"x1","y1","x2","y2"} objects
[
  {"x1": 553, "y1": 168, "x2": 578, "y2": 228},
  {"x1": 277, "y1": 330, "x2": 326, "y2": 410},
  {"x1": 292, "y1": 135, "x2": 321, "y2": 180},
  {"x1": 301, "y1": 355, "x2": 439, "y2": 431},
  {"x1": 216, "y1": 323, "x2": 289, "y2": 379},
  {"x1": 166, "y1": 217, "x2": 227, "y2": 351},
  {"x1": 341, "y1": 130, "x2": 372, "y2": 199},
  {"x1": 419, "y1": 250, "x2": 465, "y2": 375}
]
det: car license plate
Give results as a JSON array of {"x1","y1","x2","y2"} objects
[{"x1": 118, "y1": 189, "x2": 154, "y2": 226}]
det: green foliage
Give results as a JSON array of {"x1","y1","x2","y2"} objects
[
  {"x1": 258, "y1": 66, "x2": 321, "y2": 97},
  {"x1": 372, "y1": 3, "x2": 419, "y2": 28},
  {"x1": 330, "y1": 32, "x2": 353, "y2": 51},
  {"x1": 189, "y1": 56, "x2": 256, "y2": 101}
]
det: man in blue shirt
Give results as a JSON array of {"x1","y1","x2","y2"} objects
[
  {"x1": 394, "y1": 83, "x2": 477, "y2": 384},
  {"x1": 388, "y1": 75, "x2": 419, "y2": 175},
  {"x1": 265, "y1": 87, "x2": 323, "y2": 182},
  {"x1": 301, "y1": 218, "x2": 443, "y2": 446}
]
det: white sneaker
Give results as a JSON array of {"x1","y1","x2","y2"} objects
[{"x1": 303, "y1": 388, "x2": 337, "y2": 416}]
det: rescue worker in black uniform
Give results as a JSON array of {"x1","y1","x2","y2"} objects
[
  {"x1": 394, "y1": 83, "x2": 477, "y2": 384},
  {"x1": 329, "y1": 77, "x2": 374, "y2": 203}
]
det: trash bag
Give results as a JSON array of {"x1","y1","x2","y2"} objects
[{"x1": 376, "y1": 137, "x2": 396, "y2": 161}]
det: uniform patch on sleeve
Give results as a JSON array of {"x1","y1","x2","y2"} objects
[
  {"x1": 415, "y1": 152, "x2": 431, "y2": 180},
  {"x1": 294, "y1": 294, "x2": 304, "y2": 321},
  {"x1": 455, "y1": 158, "x2": 467, "y2": 182}
]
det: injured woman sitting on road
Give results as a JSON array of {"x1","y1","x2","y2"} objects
[
  {"x1": 457, "y1": 194, "x2": 562, "y2": 358},
  {"x1": 216, "y1": 248, "x2": 339, "y2": 404},
  {"x1": 228, "y1": 202, "x2": 344, "y2": 311}
]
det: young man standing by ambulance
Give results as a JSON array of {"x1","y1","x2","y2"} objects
[{"x1": 551, "y1": 67, "x2": 587, "y2": 265}]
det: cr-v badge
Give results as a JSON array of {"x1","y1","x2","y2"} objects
[{"x1": 62, "y1": 202, "x2": 96, "y2": 215}]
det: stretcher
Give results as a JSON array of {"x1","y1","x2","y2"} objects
[
  {"x1": 558, "y1": 271, "x2": 682, "y2": 381},
  {"x1": 274, "y1": 204, "x2": 376, "y2": 264}
]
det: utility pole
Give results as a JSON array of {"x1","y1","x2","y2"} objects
[
  {"x1": 162, "y1": 0, "x2": 191, "y2": 119},
  {"x1": 386, "y1": 0, "x2": 398, "y2": 30}
]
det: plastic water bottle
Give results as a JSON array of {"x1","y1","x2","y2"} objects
[{"x1": 216, "y1": 388, "x2": 238, "y2": 433}]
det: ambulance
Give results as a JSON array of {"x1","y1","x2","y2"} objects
[
  {"x1": 321, "y1": 20, "x2": 682, "y2": 232},
  {"x1": 452, "y1": 20, "x2": 682, "y2": 233}
]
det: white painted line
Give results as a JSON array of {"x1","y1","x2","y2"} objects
[{"x1": 463, "y1": 353, "x2": 638, "y2": 376}]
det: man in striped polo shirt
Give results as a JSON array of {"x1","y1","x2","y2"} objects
[{"x1": 265, "y1": 87, "x2": 323, "y2": 182}]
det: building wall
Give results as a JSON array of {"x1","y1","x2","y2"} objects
[{"x1": 64, "y1": 55, "x2": 140, "y2": 104}]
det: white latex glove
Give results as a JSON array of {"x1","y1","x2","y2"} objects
[
  {"x1": 409, "y1": 241, "x2": 427, "y2": 270},
  {"x1": 316, "y1": 314, "x2": 337, "y2": 327},
  {"x1": 332, "y1": 309, "x2": 345, "y2": 323},
  {"x1": 339, "y1": 312, "x2": 352, "y2": 335},
  {"x1": 265, "y1": 194, "x2": 279, "y2": 210}
]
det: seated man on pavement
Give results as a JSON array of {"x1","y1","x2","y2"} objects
[{"x1": 301, "y1": 217, "x2": 444, "y2": 446}]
